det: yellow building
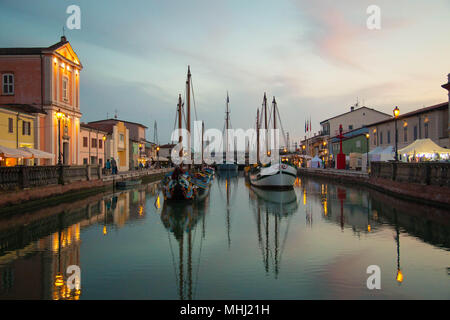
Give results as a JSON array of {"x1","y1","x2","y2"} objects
[
  {"x1": 0, "y1": 104, "x2": 46, "y2": 166},
  {"x1": 84, "y1": 119, "x2": 130, "y2": 171}
]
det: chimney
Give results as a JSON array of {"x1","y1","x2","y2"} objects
[
  {"x1": 350, "y1": 106, "x2": 354, "y2": 112},
  {"x1": 61, "y1": 35, "x2": 67, "y2": 42}
]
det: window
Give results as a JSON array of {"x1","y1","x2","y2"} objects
[
  {"x1": 99, "y1": 158, "x2": 103, "y2": 166},
  {"x1": 62, "y1": 76, "x2": 68, "y2": 101},
  {"x1": 22, "y1": 121, "x2": 31, "y2": 135},
  {"x1": 348, "y1": 125, "x2": 353, "y2": 131},
  {"x1": 120, "y1": 134, "x2": 124, "y2": 142},
  {"x1": 424, "y1": 123, "x2": 429, "y2": 138},
  {"x1": 99, "y1": 139, "x2": 103, "y2": 149},
  {"x1": 83, "y1": 158, "x2": 88, "y2": 165},
  {"x1": 387, "y1": 130, "x2": 391, "y2": 144},
  {"x1": 404, "y1": 127, "x2": 408, "y2": 142},
  {"x1": 8, "y1": 118, "x2": 13, "y2": 133},
  {"x1": 2, "y1": 73, "x2": 14, "y2": 95},
  {"x1": 91, "y1": 138, "x2": 97, "y2": 148},
  {"x1": 380, "y1": 132, "x2": 383, "y2": 145},
  {"x1": 356, "y1": 140, "x2": 361, "y2": 148},
  {"x1": 83, "y1": 137, "x2": 88, "y2": 147},
  {"x1": 414, "y1": 126, "x2": 417, "y2": 140}
]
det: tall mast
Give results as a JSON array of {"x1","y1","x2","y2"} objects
[
  {"x1": 273, "y1": 97, "x2": 277, "y2": 159},
  {"x1": 256, "y1": 108, "x2": 260, "y2": 164},
  {"x1": 225, "y1": 92, "x2": 230, "y2": 154},
  {"x1": 201, "y1": 121, "x2": 204, "y2": 164},
  {"x1": 186, "y1": 66, "x2": 191, "y2": 169},
  {"x1": 264, "y1": 93, "x2": 268, "y2": 155},
  {"x1": 178, "y1": 94, "x2": 183, "y2": 162},
  {"x1": 273, "y1": 97, "x2": 277, "y2": 131}
]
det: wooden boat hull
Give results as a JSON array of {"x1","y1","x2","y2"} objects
[{"x1": 249, "y1": 163, "x2": 296, "y2": 189}]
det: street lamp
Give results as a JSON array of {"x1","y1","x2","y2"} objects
[
  {"x1": 393, "y1": 106, "x2": 400, "y2": 161},
  {"x1": 102, "y1": 135, "x2": 106, "y2": 168},
  {"x1": 156, "y1": 146, "x2": 160, "y2": 168},
  {"x1": 365, "y1": 133, "x2": 370, "y2": 172},
  {"x1": 56, "y1": 110, "x2": 63, "y2": 165}
]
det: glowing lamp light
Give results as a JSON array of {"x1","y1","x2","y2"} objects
[
  {"x1": 56, "y1": 111, "x2": 63, "y2": 119},
  {"x1": 267, "y1": 151, "x2": 271, "y2": 156},
  {"x1": 156, "y1": 146, "x2": 160, "y2": 151},
  {"x1": 103, "y1": 225, "x2": 107, "y2": 235},
  {"x1": 366, "y1": 133, "x2": 370, "y2": 139},
  {"x1": 367, "y1": 224, "x2": 371, "y2": 232},
  {"x1": 393, "y1": 106, "x2": 400, "y2": 118},
  {"x1": 53, "y1": 57, "x2": 58, "y2": 64},
  {"x1": 156, "y1": 196, "x2": 161, "y2": 209},
  {"x1": 396, "y1": 270, "x2": 404, "y2": 283},
  {"x1": 302, "y1": 145, "x2": 306, "y2": 150},
  {"x1": 102, "y1": 135, "x2": 106, "y2": 141},
  {"x1": 55, "y1": 274, "x2": 64, "y2": 287}
]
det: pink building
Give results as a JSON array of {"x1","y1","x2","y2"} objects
[
  {"x1": 0, "y1": 36, "x2": 83, "y2": 165},
  {"x1": 79, "y1": 123, "x2": 107, "y2": 166}
]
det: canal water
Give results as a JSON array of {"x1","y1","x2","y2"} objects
[{"x1": 0, "y1": 173, "x2": 448, "y2": 300}]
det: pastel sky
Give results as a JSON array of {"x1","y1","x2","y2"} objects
[{"x1": 1, "y1": 0, "x2": 449, "y2": 144}]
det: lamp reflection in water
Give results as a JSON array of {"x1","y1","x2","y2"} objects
[
  {"x1": 394, "y1": 210, "x2": 404, "y2": 284},
  {"x1": 52, "y1": 223, "x2": 82, "y2": 300}
]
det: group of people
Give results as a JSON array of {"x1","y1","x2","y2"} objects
[{"x1": 105, "y1": 158, "x2": 118, "y2": 175}]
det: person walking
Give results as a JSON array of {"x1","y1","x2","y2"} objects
[
  {"x1": 105, "y1": 159, "x2": 111, "y2": 175},
  {"x1": 111, "y1": 157, "x2": 118, "y2": 175}
]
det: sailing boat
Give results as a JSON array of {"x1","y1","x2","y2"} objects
[
  {"x1": 249, "y1": 94, "x2": 297, "y2": 189},
  {"x1": 217, "y1": 93, "x2": 238, "y2": 172},
  {"x1": 161, "y1": 67, "x2": 213, "y2": 201}
]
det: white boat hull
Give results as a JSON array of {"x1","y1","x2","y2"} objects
[{"x1": 249, "y1": 163, "x2": 296, "y2": 189}]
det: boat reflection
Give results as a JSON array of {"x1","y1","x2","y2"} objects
[
  {"x1": 160, "y1": 198, "x2": 208, "y2": 300},
  {"x1": 216, "y1": 169, "x2": 239, "y2": 248},
  {"x1": 248, "y1": 186, "x2": 298, "y2": 278}
]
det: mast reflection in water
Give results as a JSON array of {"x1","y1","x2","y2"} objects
[{"x1": 0, "y1": 176, "x2": 449, "y2": 300}]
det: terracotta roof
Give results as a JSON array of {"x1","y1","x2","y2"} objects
[
  {"x1": 159, "y1": 143, "x2": 176, "y2": 148},
  {"x1": 0, "y1": 37, "x2": 67, "y2": 55},
  {"x1": 367, "y1": 102, "x2": 448, "y2": 127},
  {"x1": 84, "y1": 122, "x2": 116, "y2": 134},
  {"x1": 88, "y1": 118, "x2": 148, "y2": 129},
  {"x1": 80, "y1": 123, "x2": 109, "y2": 134},
  {"x1": 0, "y1": 104, "x2": 46, "y2": 115},
  {"x1": 320, "y1": 106, "x2": 391, "y2": 124}
]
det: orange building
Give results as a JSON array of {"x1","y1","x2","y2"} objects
[{"x1": 0, "y1": 36, "x2": 83, "y2": 165}]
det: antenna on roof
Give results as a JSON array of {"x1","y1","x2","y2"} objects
[
  {"x1": 114, "y1": 109, "x2": 118, "y2": 119},
  {"x1": 62, "y1": 26, "x2": 65, "y2": 37},
  {"x1": 106, "y1": 112, "x2": 109, "y2": 119}
]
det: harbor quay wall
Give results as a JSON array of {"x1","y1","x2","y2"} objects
[
  {"x1": 0, "y1": 166, "x2": 172, "y2": 211},
  {"x1": 298, "y1": 162, "x2": 450, "y2": 209}
]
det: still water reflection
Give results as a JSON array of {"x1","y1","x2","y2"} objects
[{"x1": 0, "y1": 173, "x2": 449, "y2": 299}]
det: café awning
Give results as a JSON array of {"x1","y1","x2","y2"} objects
[
  {"x1": 0, "y1": 145, "x2": 32, "y2": 158},
  {"x1": 19, "y1": 147, "x2": 54, "y2": 159}
]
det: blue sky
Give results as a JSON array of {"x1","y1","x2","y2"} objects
[{"x1": 1, "y1": 0, "x2": 449, "y2": 144}]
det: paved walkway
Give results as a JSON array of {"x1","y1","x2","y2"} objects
[
  {"x1": 297, "y1": 167, "x2": 369, "y2": 179},
  {"x1": 102, "y1": 168, "x2": 173, "y2": 182}
]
